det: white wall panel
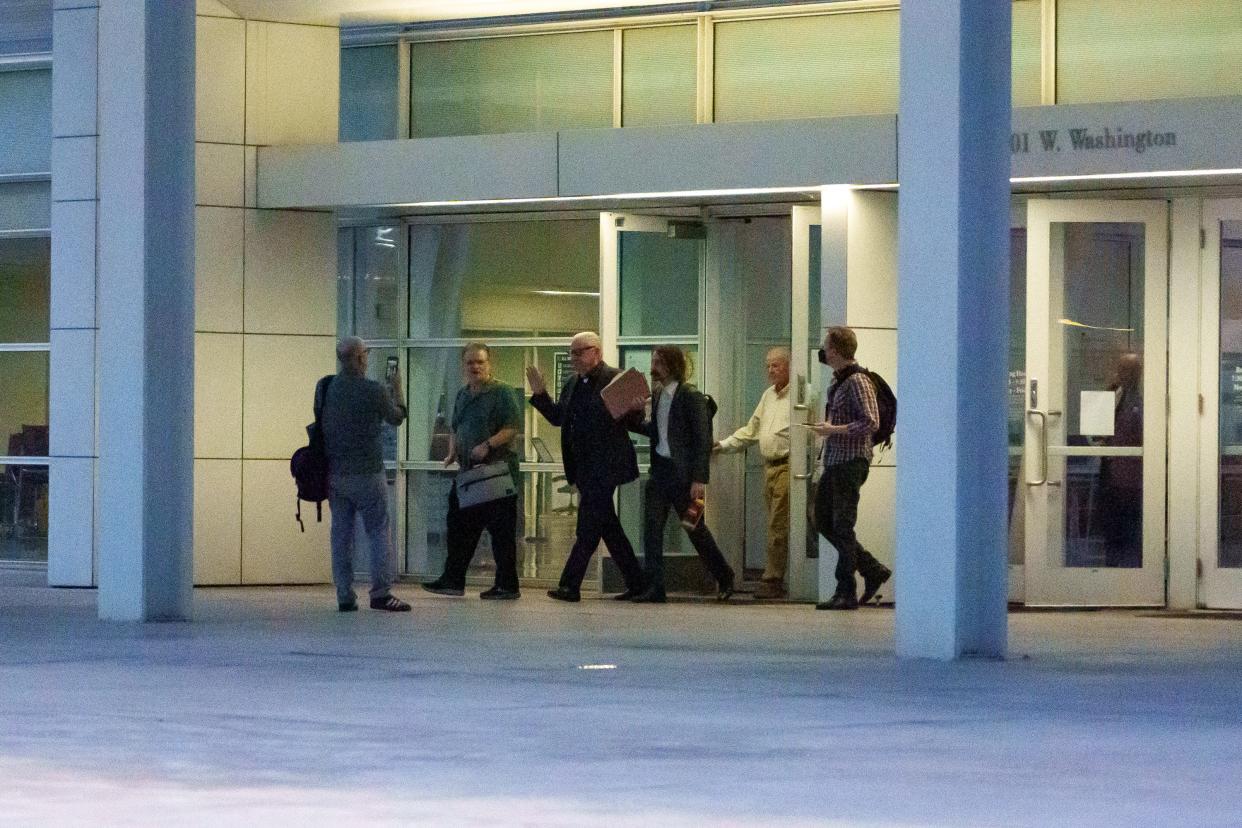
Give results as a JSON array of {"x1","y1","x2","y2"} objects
[
  {"x1": 195, "y1": 333, "x2": 243, "y2": 458},
  {"x1": 197, "y1": 0, "x2": 238, "y2": 16},
  {"x1": 243, "y1": 209, "x2": 336, "y2": 335},
  {"x1": 50, "y1": 136, "x2": 96, "y2": 202},
  {"x1": 245, "y1": 22, "x2": 339, "y2": 147},
  {"x1": 847, "y1": 191, "x2": 898, "y2": 330},
  {"x1": 51, "y1": 7, "x2": 97, "y2": 138},
  {"x1": 857, "y1": 465, "x2": 896, "y2": 599},
  {"x1": 195, "y1": 142, "x2": 244, "y2": 207},
  {"x1": 244, "y1": 145, "x2": 257, "y2": 207},
  {"x1": 194, "y1": 458, "x2": 241, "y2": 584},
  {"x1": 195, "y1": 206, "x2": 244, "y2": 332},
  {"x1": 50, "y1": 200, "x2": 96, "y2": 329},
  {"x1": 47, "y1": 457, "x2": 94, "y2": 587},
  {"x1": 49, "y1": 328, "x2": 95, "y2": 458},
  {"x1": 195, "y1": 16, "x2": 246, "y2": 145},
  {"x1": 242, "y1": 333, "x2": 335, "y2": 459},
  {"x1": 241, "y1": 459, "x2": 332, "y2": 584}
]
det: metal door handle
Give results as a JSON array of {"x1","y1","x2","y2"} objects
[
  {"x1": 793, "y1": 472, "x2": 812, "y2": 480},
  {"x1": 1025, "y1": 409, "x2": 1048, "y2": 486},
  {"x1": 793, "y1": 403, "x2": 809, "y2": 411},
  {"x1": 793, "y1": 374, "x2": 809, "y2": 410}
]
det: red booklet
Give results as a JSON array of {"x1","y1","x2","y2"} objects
[{"x1": 600, "y1": 367, "x2": 651, "y2": 420}]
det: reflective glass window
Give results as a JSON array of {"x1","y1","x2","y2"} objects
[
  {"x1": 622, "y1": 25, "x2": 697, "y2": 127},
  {"x1": 340, "y1": 45, "x2": 399, "y2": 142},
  {"x1": 1057, "y1": 0, "x2": 1242, "y2": 103},
  {"x1": 0, "y1": 69, "x2": 51, "y2": 175},
  {"x1": 0, "y1": 1, "x2": 52, "y2": 56},
  {"x1": 1219, "y1": 221, "x2": 1242, "y2": 568},
  {"x1": 713, "y1": 11, "x2": 900, "y2": 123},
  {"x1": 0, "y1": 349, "x2": 49, "y2": 561},
  {"x1": 0, "y1": 182, "x2": 50, "y2": 233},
  {"x1": 714, "y1": 3, "x2": 1042, "y2": 122},
  {"x1": 0, "y1": 236, "x2": 49, "y2": 342},
  {"x1": 618, "y1": 231, "x2": 700, "y2": 337},
  {"x1": 352, "y1": 226, "x2": 402, "y2": 341},
  {"x1": 410, "y1": 31, "x2": 613, "y2": 138},
  {"x1": 408, "y1": 220, "x2": 598, "y2": 339},
  {"x1": 1055, "y1": 222, "x2": 1145, "y2": 569}
]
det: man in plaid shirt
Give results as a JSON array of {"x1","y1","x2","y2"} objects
[{"x1": 809, "y1": 326, "x2": 892, "y2": 610}]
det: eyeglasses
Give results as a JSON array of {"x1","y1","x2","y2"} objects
[{"x1": 569, "y1": 345, "x2": 599, "y2": 357}]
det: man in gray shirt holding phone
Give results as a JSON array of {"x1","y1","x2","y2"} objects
[{"x1": 316, "y1": 336, "x2": 410, "y2": 612}]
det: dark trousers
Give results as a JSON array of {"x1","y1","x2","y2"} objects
[
  {"x1": 815, "y1": 456, "x2": 884, "y2": 596},
  {"x1": 643, "y1": 456, "x2": 734, "y2": 591},
  {"x1": 559, "y1": 483, "x2": 645, "y2": 592},
  {"x1": 441, "y1": 488, "x2": 519, "y2": 591},
  {"x1": 1100, "y1": 483, "x2": 1142, "y2": 568}
]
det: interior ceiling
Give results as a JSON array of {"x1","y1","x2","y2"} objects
[{"x1": 213, "y1": 0, "x2": 686, "y2": 27}]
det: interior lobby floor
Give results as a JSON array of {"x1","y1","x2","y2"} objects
[{"x1": 1, "y1": 568, "x2": 1239, "y2": 827}]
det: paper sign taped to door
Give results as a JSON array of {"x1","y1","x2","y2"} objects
[{"x1": 1080, "y1": 390, "x2": 1115, "y2": 437}]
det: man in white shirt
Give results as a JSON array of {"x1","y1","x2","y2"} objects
[{"x1": 714, "y1": 347, "x2": 792, "y2": 599}]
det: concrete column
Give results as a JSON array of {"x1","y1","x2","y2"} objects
[
  {"x1": 96, "y1": 1, "x2": 195, "y2": 621},
  {"x1": 895, "y1": 1, "x2": 1011, "y2": 658}
]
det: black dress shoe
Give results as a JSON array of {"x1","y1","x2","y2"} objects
[
  {"x1": 422, "y1": 580, "x2": 464, "y2": 597},
  {"x1": 613, "y1": 588, "x2": 641, "y2": 601},
  {"x1": 860, "y1": 566, "x2": 892, "y2": 605},
  {"x1": 630, "y1": 587, "x2": 666, "y2": 604},
  {"x1": 338, "y1": 600, "x2": 358, "y2": 612},
  {"x1": 480, "y1": 587, "x2": 520, "y2": 600},
  {"x1": 717, "y1": 583, "x2": 735, "y2": 602},
  {"x1": 547, "y1": 587, "x2": 581, "y2": 603},
  {"x1": 815, "y1": 592, "x2": 859, "y2": 611}
]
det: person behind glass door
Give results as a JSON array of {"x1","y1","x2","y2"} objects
[
  {"x1": 627, "y1": 346, "x2": 735, "y2": 603},
  {"x1": 317, "y1": 336, "x2": 410, "y2": 612},
  {"x1": 422, "y1": 342, "x2": 523, "y2": 599},
  {"x1": 525, "y1": 331, "x2": 647, "y2": 602},
  {"x1": 1099, "y1": 352, "x2": 1143, "y2": 568},
  {"x1": 808, "y1": 326, "x2": 890, "y2": 610},
  {"x1": 713, "y1": 347, "x2": 792, "y2": 599}
]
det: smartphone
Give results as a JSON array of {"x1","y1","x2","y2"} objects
[{"x1": 385, "y1": 355, "x2": 399, "y2": 384}]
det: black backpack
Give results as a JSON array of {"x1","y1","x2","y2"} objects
[
  {"x1": 290, "y1": 375, "x2": 333, "y2": 531},
  {"x1": 828, "y1": 365, "x2": 897, "y2": 449}
]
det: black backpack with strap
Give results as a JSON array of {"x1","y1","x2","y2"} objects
[
  {"x1": 290, "y1": 374, "x2": 334, "y2": 531},
  {"x1": 827, "y1": 365, "x2": 897, "y2": 449}
]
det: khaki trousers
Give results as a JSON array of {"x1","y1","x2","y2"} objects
[{"x1": 762, "y1": 461, "x2": 790, "y2": 582}]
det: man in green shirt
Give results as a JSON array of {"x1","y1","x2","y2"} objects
[{"x1": 423, "y1": 343, "x2": 524, "y2": 599}]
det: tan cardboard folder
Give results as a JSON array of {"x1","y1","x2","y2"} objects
[{"x1": 600, "y1": 367, "x2": 650, "y2": 420}]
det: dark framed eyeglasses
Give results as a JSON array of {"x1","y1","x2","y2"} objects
[{"x1": 570, "y1": 345, "x2": 599, "y2": 357}]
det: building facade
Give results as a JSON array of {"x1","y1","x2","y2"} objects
[{"x1": 3, "y1": 1, "x2": 1242, "y2": 649}]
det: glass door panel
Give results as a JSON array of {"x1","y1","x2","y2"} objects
[
  {"x1": 601, "y1": 212, "x2": 706, "y2": 591},
  {"x1": 1024, "y1": 200, "x2": 1167, "y2": 605},
  {"x1": 1201, "y1": 202, "x2": 1242, "y2": 608}
]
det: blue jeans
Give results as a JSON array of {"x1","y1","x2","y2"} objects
[{"x1": 328, "y1": 473, "x2": 396, "y2": 604}]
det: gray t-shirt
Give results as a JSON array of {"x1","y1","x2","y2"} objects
[{"x1": 317, "y1": 371, "x2": 406, "y2": 475}]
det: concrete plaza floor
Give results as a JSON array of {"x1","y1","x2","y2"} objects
[{"x1": 1, "y1": 569, "x2": 1240, "y2": 827}]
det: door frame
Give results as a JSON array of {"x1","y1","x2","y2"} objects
[
  {"x1": 1023, "y1": 198, "x2": 1168, "y2": 606},
  {"x1": 789, "y1": 203, "x2": 821, "y2": 601},
  {"x1": 1198, "y1": 198, "x2": 1242, "y2": 609}
]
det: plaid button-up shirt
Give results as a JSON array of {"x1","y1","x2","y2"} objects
[{"x1": 822, "y1": 366, "x2": 879, "y2": 467}]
